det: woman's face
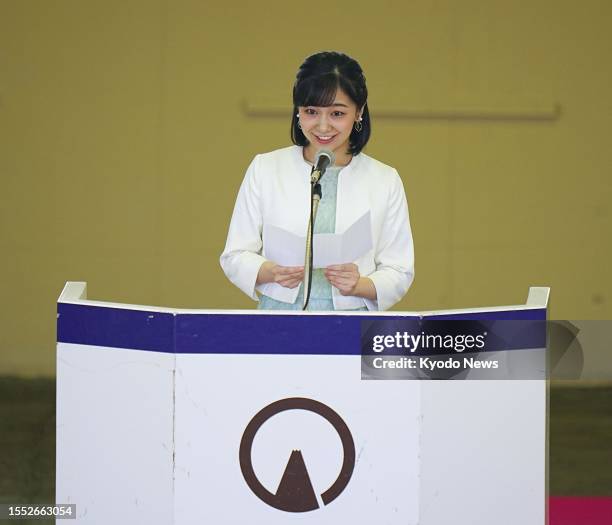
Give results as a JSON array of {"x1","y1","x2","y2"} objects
[{"x1": 298, "y1": 87, "x2": 362, "y2": 166}]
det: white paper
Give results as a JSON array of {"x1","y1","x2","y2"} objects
[{"x1": 263, "y1": 211, "x2": 373, "y2": 268}]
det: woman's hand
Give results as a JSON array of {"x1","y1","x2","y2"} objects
[
  {"x1": 325, "y1": 263, "x2": 378, "y2": 300},
  {"x1": 257, "y1": 261, "x2": 304, "y2": 288},
  {"x1": 324, "y1": 263, "x2": 361, "y2": 295}
]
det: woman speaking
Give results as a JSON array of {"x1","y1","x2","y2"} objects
[{"x1": 220, "y1": 51, "x2": 414, "y2": 311}]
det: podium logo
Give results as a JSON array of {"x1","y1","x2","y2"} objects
[{"x1": 239, "y1": 397, "x2": 355, "y2": 513}]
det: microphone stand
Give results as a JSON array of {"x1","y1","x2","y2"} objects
[{"x1": 302, "y1": 171, "x2": 323, "y2": 310}]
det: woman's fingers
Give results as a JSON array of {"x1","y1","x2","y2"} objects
[
  {"x1": 272, "y1": 264, "x2": 304, "y2": 288},
  {"x1": 279, "y1": 278, "x2": 302, "y2": 288},
  {"x1": 325, "y1": 270, "x2": 358, "y2": 281},
  {"x1": 276, "y1": 265, "x2": 304, "y2": 275},
  {"x1": 286, "y1": 278, "x2": 303, "y2": 289},
  {"x1": 326, "y1": 267, "x2": 360, "y2": 295},
  {"x1": 328, "y1": 277, "x2": 351, "y2": 288},
  {"x1": 326, "y1": 263, "x2": 358, "y2": 273},
  {"x1": 275, "y1": 273, "x2": 302, "y2": 282}
]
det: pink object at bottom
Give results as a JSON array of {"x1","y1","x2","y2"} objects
[{"x1": 549, "y1": 497, "x2": 612, "y2": 525}]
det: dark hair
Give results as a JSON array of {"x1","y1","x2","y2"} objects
[{"x1": 291, "y1": 51, "x2": 371, "y2": 156}]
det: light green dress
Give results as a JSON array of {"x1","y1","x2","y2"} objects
[{"x1": 258, "y1": 166, "x2": 367, "y2": 312}]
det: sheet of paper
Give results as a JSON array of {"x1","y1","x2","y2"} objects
[
  {"x1": 338, "y1": 210, "x2": 373, "y2": 266},
  {"x1": 263, "y1": 211, "x2": 373, "y2": 268},
  {"x1": 262, "y1": 224, "x2": 304, "y2": 266}
]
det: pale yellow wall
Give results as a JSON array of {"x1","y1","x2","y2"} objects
[{"x1": 1, "y1": 1, "x2": 611, "y2": 375}]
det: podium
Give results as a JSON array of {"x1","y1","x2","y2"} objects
[{"x1": 56, "y1": 282, "x2": 549, "y2": 524}]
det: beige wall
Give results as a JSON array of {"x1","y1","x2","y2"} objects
[{"x1": 1, "y1": 1, "x2": 611, "y2": 375}]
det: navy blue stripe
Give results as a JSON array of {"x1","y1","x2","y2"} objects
[
  {"x1": 57, "y1": 303, "x2": 175, "y2": 353},
  {"x1": 175, "y1": 314, "x2": 402, "y2": 355},
  {"x1": 57, "y1": 303, "x2": 546, "y2": 355},
  {"x1": 427, "y1": 309, "x2": 546, "y2": 321}
]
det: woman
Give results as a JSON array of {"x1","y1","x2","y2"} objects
[{"x1": 220, "y1": 51, "x2": 414, "y2": 311}]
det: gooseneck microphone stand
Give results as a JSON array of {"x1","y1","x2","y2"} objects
[{"x1": 302, "y1": 173, "x2": 323, "y2": 310}]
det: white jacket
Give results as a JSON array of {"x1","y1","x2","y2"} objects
[{"x1": 220, "y1": 145, "x2": 414, "y2": 311}]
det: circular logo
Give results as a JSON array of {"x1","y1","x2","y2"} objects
[{"x1": 239, "y1": 397, "x2": 355, "y2": 512}]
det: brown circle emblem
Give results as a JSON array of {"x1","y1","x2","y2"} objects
[{"x1": 238, "y1": 397, "x2": 356, "y2": 512}]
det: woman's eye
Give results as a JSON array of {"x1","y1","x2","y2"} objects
[
  {"x1": 332, "y1": 111, "x2": 346, "y2": 117},
  {"x1": 304, "y1": 108, "x2": 317, "y2": 115}
]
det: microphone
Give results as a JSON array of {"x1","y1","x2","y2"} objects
[{"x1": 310, "y1": 149, "x2": 335, "y2": 184}]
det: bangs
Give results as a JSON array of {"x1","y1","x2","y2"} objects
[{"x1": 293, "y1": 73, "x2": 339, "y2": 107}]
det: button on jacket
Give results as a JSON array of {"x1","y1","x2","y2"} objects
[{"x1": 220, "y1": 145, "x2": 415, "y2": 311}]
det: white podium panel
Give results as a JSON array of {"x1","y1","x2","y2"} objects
[
  {"x1": 56, "y1": 343, "x2": 174, "y2": 524},
  {"x1": 420, "y1": 380, "x2": 546, "y2": 524},
  {"x1": 174, "y1": 354, "x2": 420, "y2": 524}
]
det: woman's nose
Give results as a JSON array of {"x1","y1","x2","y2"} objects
[{"x1": 317, "y1": 114, "x2": 332, "y2": 131}]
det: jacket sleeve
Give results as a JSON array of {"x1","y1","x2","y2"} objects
[
  {"x1": 364, "y1": 170, "x2": 415, "y2": 311},
  {"x1": 219, "y1": 155, "x2": 267, "y2": 301}
]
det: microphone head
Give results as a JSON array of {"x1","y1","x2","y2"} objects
[{"x1": 315, "y1": 149, "x2": 335, "y2": 168}]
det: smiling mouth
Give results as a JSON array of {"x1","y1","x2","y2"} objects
[{"x1": 314, "y1": 135, "x2": 336, "y2": 143}]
